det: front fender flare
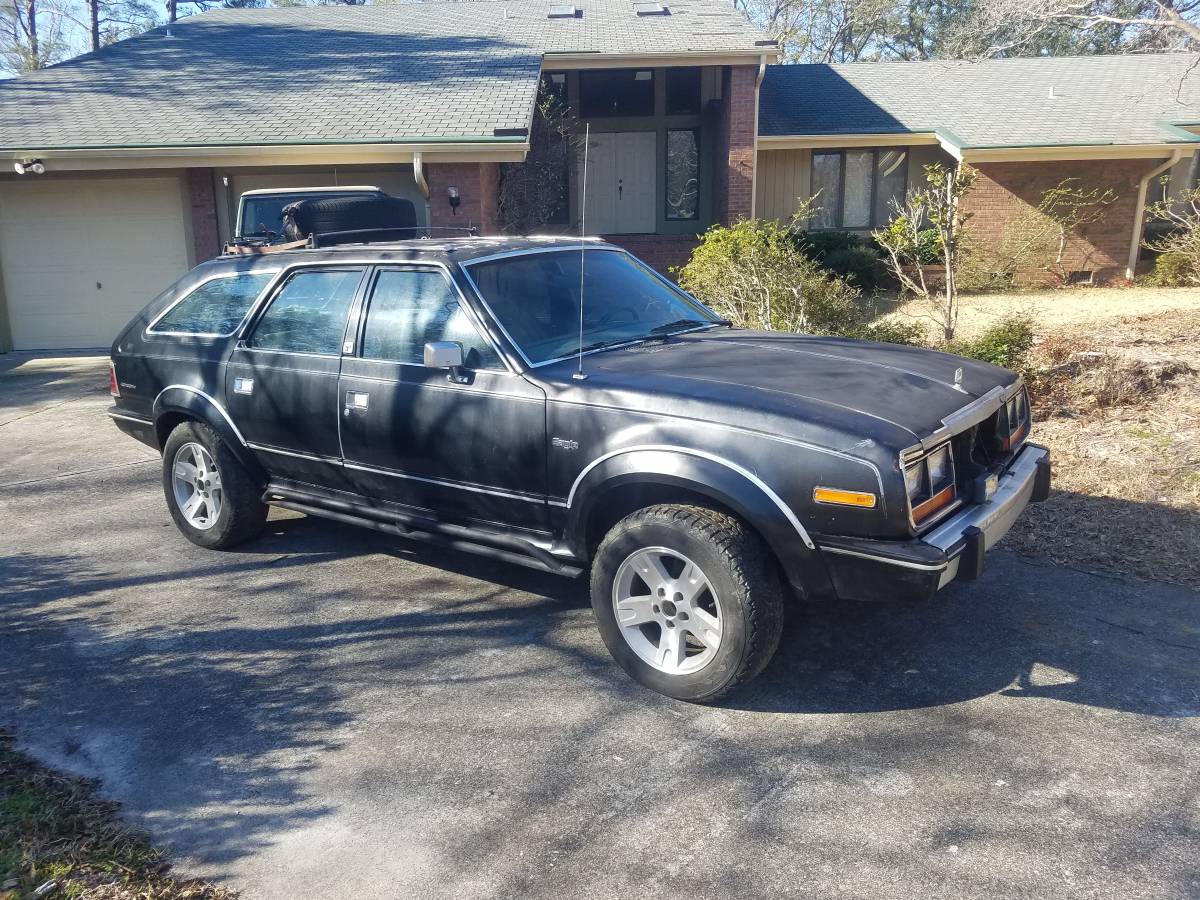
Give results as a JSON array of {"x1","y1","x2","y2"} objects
[
  {"x1": 564, "y1": 447, "x2": 832, "y2": 598},
  {"x1": 153, "y1": 385, "x2": 264, "y2": 481}
]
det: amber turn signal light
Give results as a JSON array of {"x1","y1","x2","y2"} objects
[{"x1": 813, "y1": 487, "x2": 877, "y2": 508}]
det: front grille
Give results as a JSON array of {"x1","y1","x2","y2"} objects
[
  {"x1": 908, "y1": 385, "x2": 1031, "y2": 532},
  {"x1": 949, "y1": 386, "x2": 1031, "y2": 500}
]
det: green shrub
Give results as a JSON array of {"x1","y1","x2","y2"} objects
[
  {"x1": 1147, "y1": 251, "x2": 1195, "y2": 287},
  {"x1": 946, "y1": 316, "x2": 1036, "y2": 371},
  {"x1": 913, "y1": 228, "x2": 942, "y2": 265},
  {"x1": 821, "y1": 246, "x2": 888, "y2": 291},
  {"x1": 843, "y1": 319, "x2": 925, "y2": 346},
  {"x1": 796, "y1": 229, "x2": 865, "y2": 259},
  {"x1": 678, "y1": 219, "x2": 901, "y2": 338}
]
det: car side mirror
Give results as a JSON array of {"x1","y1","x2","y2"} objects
[{"x1": 424, "y1": 341, "x2": 469, "y2": 384}]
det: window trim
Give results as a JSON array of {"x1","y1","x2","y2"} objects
[
  {"x1": 811, "y1": 148, "x2": 909, "y2": 231},
  {"x1": 664, "y1": 127, "x2": 701, "y2": 222},
  {"x1": 243, "y1": 265, "x2": 369, "y2": 358},
  {"x1": 352, "y1": 264, "x2": 509, "y2": 372},
  {"x1": 145, "y1": 270, "x2": 280, "y2": 339}
]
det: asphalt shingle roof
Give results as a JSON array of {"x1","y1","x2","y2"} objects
[
  {"x1": 759, "y1": 54, "x2": 1200, "y2": 149},
  {"x1": 0, "y1": 0, "x2": 768, "y2": 151}
]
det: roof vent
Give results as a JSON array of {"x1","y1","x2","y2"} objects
[
  {"x1": 548, "y1": 4, "x2": 580, "y2": 17},
  {"x1": 634, "y1": 2, "x2": 668, "y2": 15}
]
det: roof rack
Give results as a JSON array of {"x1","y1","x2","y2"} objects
[{"x1": 223, "y1": 225, "x2": 479, "y2": 257}]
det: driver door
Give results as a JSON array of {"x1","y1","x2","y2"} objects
[{"x1": 338, "y1": 266, "x2": 548, "y2": 530}]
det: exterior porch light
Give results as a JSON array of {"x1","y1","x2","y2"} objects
[
  {"x1": 13, "y1": 159, "x2": 45, "y2": 175},
  {"x1": 447, "y1": 185, "x2": 461, "y2": 214}
]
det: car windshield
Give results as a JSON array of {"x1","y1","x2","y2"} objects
[{"x1": 464, "y1": 248, "x2": 721, "y2": 366}]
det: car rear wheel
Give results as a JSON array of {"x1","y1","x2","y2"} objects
[
  {"x1": 162, "y1": 420, "x2": 267, "y2": 550},
  {"x1": 590, "y1": 504, "x2": 784, "y2": 703}
]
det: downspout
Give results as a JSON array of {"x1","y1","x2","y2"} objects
[
  {"x1": 749, "y1": 53, "x2": 767, "y2": 219},
  {"x1": 413, "y1": 152, "x2": 432, "y2": 232},
  {"x1": 1127, "y1": 149, "x2": 1182, "y2": 280}
]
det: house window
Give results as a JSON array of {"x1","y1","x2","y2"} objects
[
  {"x1": 665, "y1": 67, "x2": 701, "y2": 115},
  {"x1": 666, "y1": 129, "x2": 699, "y2": 220},
  {"x1": 579, "y1": 69, "x2": 655, "y2": 118},
  {"x1": 810, "y1": 149, "x2": 908, "y2": 229}
]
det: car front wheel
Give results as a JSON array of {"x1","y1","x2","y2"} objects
[
  {"x1": 590, "y1": 504, "x2": 784, "y2": 703},
  {"x1": 162, "y1": 420, "x2": 267, "y2": 550}
]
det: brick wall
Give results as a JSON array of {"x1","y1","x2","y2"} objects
[
  {"x1": 184, "y1": 168, "x2": 220, "y2": 263},
  {"x1": 603, "y1": 234, "x2": 700, "y2": 278},
  {"x1": 964, "y1": 159, "x2": 1149, "y2": 283},
  {"x1": 426, "y1": 162, "x2": 501, "y2": 234},
  {"x1": 715, "y1": 65, "x2": 758, "y2": 225}
]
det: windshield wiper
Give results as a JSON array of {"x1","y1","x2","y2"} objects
[{"x1": 645, "y1": 318, "x2": 731, "y2": 339}]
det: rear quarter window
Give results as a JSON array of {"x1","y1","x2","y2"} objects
[{"x1": 149, "y1": 273, "x2": 275, "y2": 336}]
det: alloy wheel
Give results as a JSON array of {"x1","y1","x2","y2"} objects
[
  {"x1": 171, "y1": 442, "x2": 223, "y2": 530},
  {"x1": 611, "y1": 546, "x2": 723, "y2": 675}
]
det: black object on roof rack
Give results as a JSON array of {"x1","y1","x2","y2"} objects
[{"x1": 282, "y1": 195, "x2": 419, "y2": 242}]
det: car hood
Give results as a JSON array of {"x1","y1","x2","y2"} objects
[{"x1": 535, "y1": 329, "x2": 1018, "y2": 451}]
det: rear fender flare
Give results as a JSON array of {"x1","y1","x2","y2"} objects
[{"x1": 153, "y1": 385, "x2": 265, "y2": 481}]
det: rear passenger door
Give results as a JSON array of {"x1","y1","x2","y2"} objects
[
  {"x1": 338, "y1": 266, "x2": 548, "y2": 530},
  {"x1": 226, "y1": 266, "x2": 366, "y2": 486}
]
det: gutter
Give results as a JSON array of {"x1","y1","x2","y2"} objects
[
  {"x1": 1126, "y1": 149, "x2": 1183, "y2": 280},
  {"x1": 0, "y1": 135, "x2": 528, "y2": 154},
  {"x1": 412, "y1": 151, "x2": 432, "y2": 229},
  {"x1": 750, "y1": 53, "x2": 767, "y2": 218}
]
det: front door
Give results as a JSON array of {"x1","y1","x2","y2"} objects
[
  {"x1": 226, "y1": 266, "x2": 366, "y2": 486},
  {"x1": 338, "y1": 266, "x2": 548, "y2": 530},
  {"x1": 583, "y1": 132, "x2": 657, "y2": 235}
]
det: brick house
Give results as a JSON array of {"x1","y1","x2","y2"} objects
[
  {"x1": 0, "y1": 2, "x2": 1197, "y2": 350},
  {"x1": 0, "y1": 0, "x2": 776, "y2": 350},
  {"x1": 757, "y1": 55, "x2": 1200, "y2": 284}
]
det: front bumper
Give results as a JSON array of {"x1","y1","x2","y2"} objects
[{"x1": 817, "y1": 443, "x2": 1050, "y2": 602}]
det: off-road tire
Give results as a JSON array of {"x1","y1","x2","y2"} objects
[
  {"x1": 162, "y1": 420, "x2": 267, "y2": 550},
  {"x1": 591, "y1": 504, "x2": 784, "y2": 703}
]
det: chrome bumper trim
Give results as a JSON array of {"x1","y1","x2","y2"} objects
[
  {"x1": 108, "y1": 410, "x2": 153, "y2": 425},
  {"x1": 922, "y1": 444, "x2": 1049, "y2": 556},
  {"x1": 822, "y1": 545, "x2": 949, "y2": 572}
]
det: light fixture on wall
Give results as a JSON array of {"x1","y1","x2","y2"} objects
[
  {"x1": 13, "y1": 159, "x2": 45, "y2": 175},
  {"x1": 447, "y1": 186, "x2": 461, "y2": 215}
]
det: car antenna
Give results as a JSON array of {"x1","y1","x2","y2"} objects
[{"x1": 573, "y1": 123, "x2": 590, "y2": 382}]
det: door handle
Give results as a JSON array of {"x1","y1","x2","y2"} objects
[
  {"x1": 345, "y1": 391, "x2": 369, "y2": 413},
  {"x1": 233, "y1": 377, "x2": 254, "y2": 395}
]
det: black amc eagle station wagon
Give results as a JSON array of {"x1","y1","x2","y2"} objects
[{"x1": 109, "y1": 236, "x2": 1050, "y2": 702}]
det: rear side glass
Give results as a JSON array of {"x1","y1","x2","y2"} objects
[
  {"x1": 150, "y1": 273, "x2": 273, "y2": 336},
  {"x1": 249, "y1": 269, "x2": 363, "y2": 355},
  {"x1": 361, "y1": 270, "x2": 500, "y2": 369}
]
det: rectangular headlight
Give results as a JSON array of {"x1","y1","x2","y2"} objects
[
  {"x1": 904, "y1": 460, "x2": 925, "y2": 502},
  {"x1": 927, "y1": 445, "x2": 954, "y2": 490},
  {"x1": 905, "y1": 442, "x2": 957, "y2": 525}
]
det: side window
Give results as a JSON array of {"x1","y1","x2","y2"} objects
[
  {"x1": 249, "y1": 269, "x2": 363, "y2": 355},
  {"x1": 150, "y1": 273, "x2": 274, "y2": 336},
  {"x1": 361, "y1": 270, "x2": 501, "y2": 369}
]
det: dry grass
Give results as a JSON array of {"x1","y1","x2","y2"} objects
[
  {"x1": 952, "y1": 284, "x2": 1200, "y2": 339},
  {"x1": 0, "y1": 729, "x2": 235, "y2": 900},
  {"x1": 1006, "y1": 305, "x2": 1200, "y2": 590}
]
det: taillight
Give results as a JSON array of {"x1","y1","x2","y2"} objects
[{"x1": 108, "y1": 362, "x2": 120, "y2": 397}]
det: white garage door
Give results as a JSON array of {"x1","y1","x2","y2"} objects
[{"x1": 0, "y1": 176, "x2": 191, "y2": 350}]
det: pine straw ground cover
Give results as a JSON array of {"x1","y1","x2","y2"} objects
[
  {"x1": 1005, "y1": 306, "x2": 1200, "y2": 590},
  {"x1": 0, "y1": 730, "x2": 235, "y2": 900}
]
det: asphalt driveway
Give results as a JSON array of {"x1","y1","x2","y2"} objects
[{"x1": 1, "y1": 353, "x2": 1197, "y2": 899}]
